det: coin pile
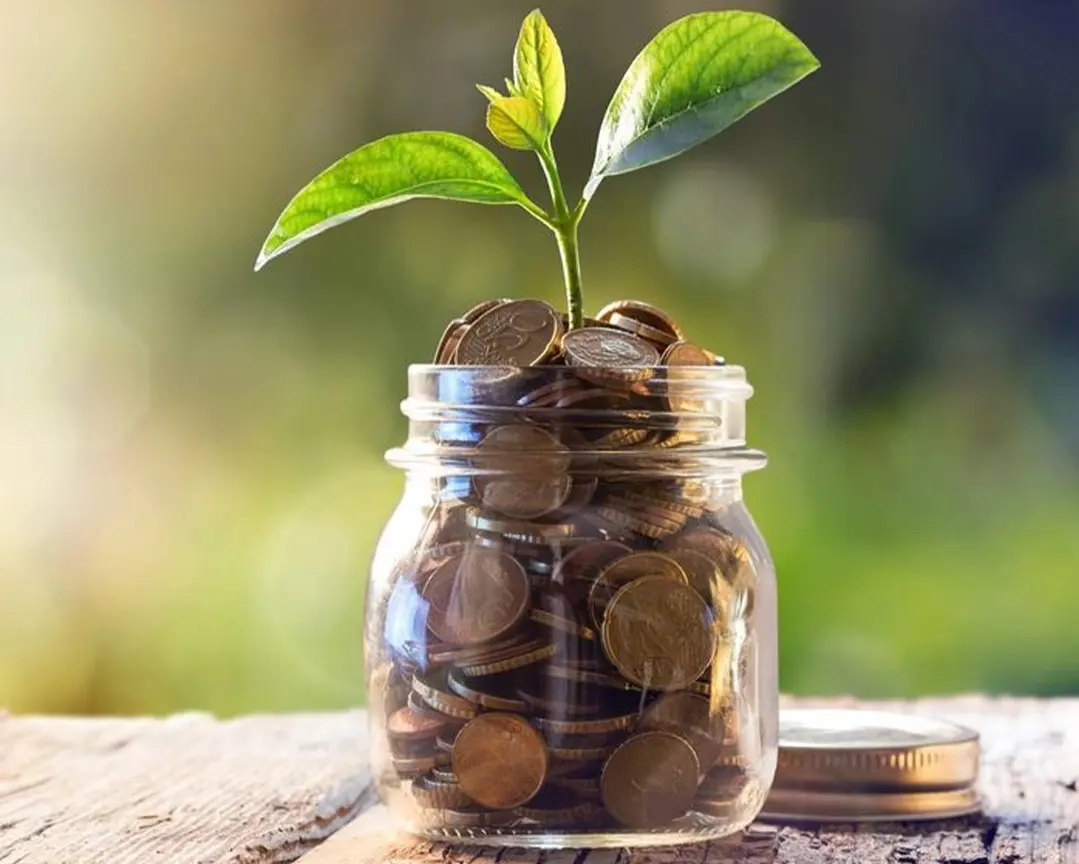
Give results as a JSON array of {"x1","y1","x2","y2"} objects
[{"x1": 375, "y1": 298, "x2": 760, "y2": 833}]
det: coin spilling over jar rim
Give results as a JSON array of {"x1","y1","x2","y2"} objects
[{"x1": 760, "y1": 707, "x2": 982, "y2": 823}]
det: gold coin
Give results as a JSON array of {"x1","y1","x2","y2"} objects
[
  {"x1": 433, "y1": 318, "x2": 468, "y2": 364},
  {"x1": 454, "y1": 298, "x2": 562, "y2": 366},
  {"x1": 588, "y1": 551, "x2": 688, "y2": 631},
  {"x1": 666, "y1": 548, "x2": 734, "y2": 616},
  {"x1": 446, "y1": 670, "x2": 528, "y2": 712},
  {"x1": 601, "y1": 731, "x2": 700, "y2": 828},
  {"x1": 666, "y1": 528, "x2": 755, "y2": 614},
  {"x1": 421, "y1": 546, "x2": 530, "y2": 645},
  {"x1": 532, "y1": 711, "x2": 636, "y2": 736},
  {"x1": 590, "y1": 427, "x2": 651, "y2": 449},
  {"x1": 417, "y1": 805, "x2": 515, "y2": 827},
  {"x1": 638, "y1": 691, "x2": 728, "y2": 768},
  {"x1": 596, "y1": 505, "x2": 685, "y2": 541},
  {"x1": 465, "y1": 508, "x2": 576, "y2": 541},
  {"x1": 473, "y1": 425, "x2": 573, "y2": 519},
  {"x1": 411, "y1": 674, "x2": 479, "y2": 721},
  {"x1": 411, "y1": 773, "x2": 473, "y2": 810},
  {"x1": 561, "y1": 328, "x2": 659, "y2": 382},
  {"x1": 453, "y1": 713, "x2": 548, "y2": 810},
  {"x1": 597, "y1": 300, "x2": 684, "y2": 341},
  {"x1": 602, "y1": 575, "x2": 716, "y2": 691},
  {"x1": 458, "y1": 642, "x2": 557, "y2": 677},
  {"x1": 604, "y1": 311, "x2": 680, "y2": 348}
]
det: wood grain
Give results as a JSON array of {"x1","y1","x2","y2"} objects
[{"x1": 1, "y1": 699, "x2": 1076, "y2": 864}]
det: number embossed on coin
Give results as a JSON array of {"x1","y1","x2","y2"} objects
[
  {"x1": 601, "y1": 575, "x2": 715, "y2": 690},
  {"x1": 454, "y1": 299, "x2": 562, "y2": 366},
  {"x1": 422, "y1": 547, "x2": 529, "y2": 645},
  {"x1": 601, "y1": 731, "x2": 700, "y2": 827},
  {"x1": 452, "y1": 713, "x2": 548, "y2": 809}
]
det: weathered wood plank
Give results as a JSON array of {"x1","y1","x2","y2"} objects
[
  {"x1": 0, "y1": 711, "x2": 372, "y2": 864},
  {"x1": 298, "y1": 698, "x2": 1079, "y2": 864}
]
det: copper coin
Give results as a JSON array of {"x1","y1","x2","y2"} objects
[
  {"x1": 393, "y1": 754, "x2": 438, "y2": 778},
  {"x1": 666, "y1": 548, "x2": 734, "y2": 616},
  {"x1": 666, "y1": 528, "x2": 755, "y2": 614},
  {"x1": 454, "y1": 298, "x2": 562, "y2": 366},
  {"x1": 387, "y1": 706, "x2": 447, "y2": 742},
  {"x1": 552, "y1": 540, "x2": 631, "y2": 590},
  {"x1": 604, "y1": 311, "x2": 680, "y2": 348},
  {"x1": 532, "y1": 710, "x2": 637, "y2": 736},
  {"x1": 596, "y1": 300, "x2": 685, "y2": 342},
  {"x1": 446, "y1": 670, "x2": 528, "y2": 712},
  {"x1": 421, "y1": 547, "x2": 529, "y2": 645},
  {"x1": 433, "y1": 318, "x2": 469, "y2": 364},
  {"x1": 411, "y1": 773, "x2": 473, "y2": 810},
  {"x1": 661, "y1": 341, "x2": 713, "y2": 367},
  {"x1": 602, "y1": 575, "x2": 716, "y2": 691},
  {"x1": 562, "y1": 328, "x2": 659, "y2": 380},
  {"x1": 411, "y1": 673, "x2": 479, "y2": 721},
  {"x1": 588, "y1": 551, "x2": 688, "y2": 631},
  {"x1": 638, "y1": 691, "x2": 728, "y2": 767},
  {"x1": 461, "y1": 298, "x2": 511, "y2": 324},
  {"x1": 473, "y1": 425, "x2": 573, "y2": 519},
  {"x1": 466, "y1": 508, "x2": 577, "y2": 542},
  {"x1": 452, "y1": 713, "x2": 548, "y2": 810},
  {"x1": 600, "y1": 731, "x2": 700, "y2": 827}
]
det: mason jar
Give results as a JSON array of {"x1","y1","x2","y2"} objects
[{"x1": 365, "y1": 364, "x2": 777, "y2": 848}]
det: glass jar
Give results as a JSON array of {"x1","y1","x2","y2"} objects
[{"x1": 366, "y1": 364, "x2": 777, "y2": 848}]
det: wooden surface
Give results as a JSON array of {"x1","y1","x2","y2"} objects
[{"x1": 1, "y1": 698, "x2": 1077, "y2": 864}]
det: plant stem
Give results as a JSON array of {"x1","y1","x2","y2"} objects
[{"x1": 537, "y1": 145, "x2": 584, "y2": 330}]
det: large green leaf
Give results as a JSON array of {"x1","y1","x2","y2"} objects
[
  {"x1": 586, "y1": 11, "x2": 819, "y2": 198},
  {"x1": 513, "y1": 9, "x2": 566, "y2": 133},
  {"x1": 256, "y1": 132, "x2": 532, "y2": 269}
]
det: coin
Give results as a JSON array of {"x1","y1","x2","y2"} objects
[
  {"x1": 562, "y1": 328, "x2": 659, "y2": 381},
  {"x1": 393, "y1": 754, "x2": 438, "y2": 778},
  {"x1": 667, "y1": 528, "x2": 755, "y2": 614},
  {"x1": 466, "y1": 508, "x2": 576, "y2": 542},
  {"x1": 589, "y1": 426, "x2": 651, "y2": 449},
  {"x1": 661, "y1": 341, "x2": 713, "y2": 367},
  {"x1": 602, "y1": 575, "x2": 716, "y2": 691},
  {"x1": 421, "y1": 547, "x2": 530, "y2": 645},
  {"x1": 412, "y1": 673, "x2": 479, "y2": 721},
  {"x1": 517, "y1": 684, "x2": 601, "y2": 717},
  {"x1": 458, "y1": 642, "x2": 558, "y2": 677},
  {"x1": 531, "y1": 608, "x2": 596, "y2": 641},
  {"x1": 604, "y1": 311, "x2": 680, "y2": 348},
  {"x1": 473, "y1": 425, "x2": 573, "y2": 519},
  {"x1": 433, "y1": 318, "x2": 469, "y2": 364},
  {"x1": 461, "y1": 298, "x2": 511, "y2": 324},
  {"x1": 515, "y1": 787, "x2": 597, "y2": 824},
  {"x1": 426, "y1": 633, "x2": 534, "y2": 667},
  {"x1": 596, "y1": 300, "x2": 685, "y2": 343},
  {"x1": 453, "y1": 713, "x2": 548, "y2": 810},
  {"x1": 638, "y1": 691, "x2": 728, "y2": 767},
  {"x1": 455, "y1": 298, "x2": 562, "y2": 366},
  {"x1": 666, "y1": 547, "x2": 734, "y2": 616},
  {"x1": 588, "y1": 551, "x2": 688, "y2": 631},
  {"x1": 601, "y1": 731, "x2": 700, "y2": 827},
  {"x1": 417, "y1": 805, "x2": 515, "y2": 828},
  {"x1": 698, "y1": 764, "x2": 749, "y2": 799},
  {"x1": 545, "y1": 664, "x2": 640, "y2": 692},
  {"x1": 532, "y1": 710, "x2": 636, "y2": 736},
  {"x1": 387, "y1": 706, "x2": 448, "y2": 742},
  {"x1": 446, "y1": 670, "x2": 529, "y2": 712},
  {"x1": 411, "y1": 773, "x2": 473, "y2": 810},
  {"x1": 552, "y1": 540, "x2": 631, "y2": 587}
]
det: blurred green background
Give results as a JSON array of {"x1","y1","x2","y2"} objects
[{"x1": 2, "y1": 0, "x2": 1077, "y2": 716}]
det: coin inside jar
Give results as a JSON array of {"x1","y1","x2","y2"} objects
[
  {"x1": 473, "y1": 425, "x2": 573, "y2": 520},
  {"x1": 421, "y1": 546, "x2": 530, "y2": 646},
  {"x1": 452, "y1": 713, "x2": 549, "y2": 810},
  {"x1": 601, "y1": 731, "x2": 700, "y2": 827},
  {"x1": 588, "y1": 551, "x2": 688, "y2": 631},
  {"x1": 601, "y1": 575, "x2": 716, "y2": 691}
]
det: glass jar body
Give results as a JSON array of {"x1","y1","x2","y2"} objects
[{"x1": 366, "y1": 366, "x2": 777, "y2": 847}]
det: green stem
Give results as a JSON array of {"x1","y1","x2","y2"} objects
[{"x1": 536, "y1": 145, "x2": 584, "y2": 330}]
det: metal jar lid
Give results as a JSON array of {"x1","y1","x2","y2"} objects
[{"x1": 760, "y1": 708, "x2": 982, "y2": 823}]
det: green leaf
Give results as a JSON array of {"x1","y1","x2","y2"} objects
[
  {"x1": 513, "y1": 9, "x2": 566, "y2": 133},
  {"x1": 256, "y1": 132, "x2": 533, "y2": 270},
  {"x1": 476, "y1": 84, "x2": 504, "y2": 104},
  {"x1": 505, "y1": 77, "x2": 523, "y2": 98},
  {"x1": 586, "y1": 11, "x2": 819, "y2": 198},
  {"x1": 486, "y1": 96, "x2": 549, "y2": 152}
]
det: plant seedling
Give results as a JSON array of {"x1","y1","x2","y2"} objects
[{"x1": 256, "y1": 9, "x2": 819, "y2": 330}]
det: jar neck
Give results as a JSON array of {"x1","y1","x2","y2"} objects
[{"x1": 388, "y1": 365, "x2": 765, "y2": 477}]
